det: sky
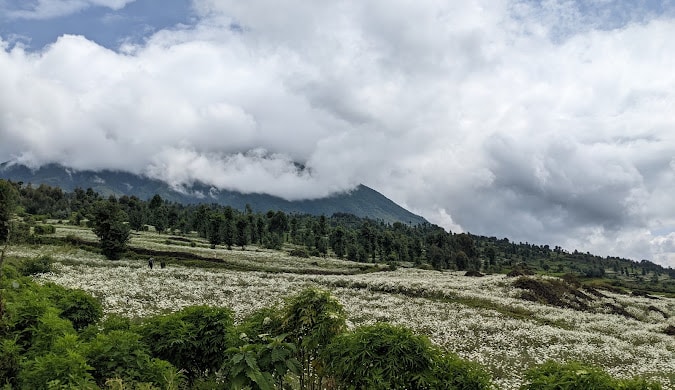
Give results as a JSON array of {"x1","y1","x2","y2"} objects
[{"x1": 1, "y1": 0, "x2": 675, "y2": 268}]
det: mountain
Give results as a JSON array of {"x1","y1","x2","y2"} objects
[{"x1": 0, "y1": 162, "x2": 427, "y2": 225}]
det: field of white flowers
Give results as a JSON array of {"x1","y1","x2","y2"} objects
[{"x1": 11, "y1": 227, "x2": 675, "y2": 389}]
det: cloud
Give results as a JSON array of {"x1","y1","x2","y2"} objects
[
  {"x1": 1, "y1": 0, "x2": 675, "y2": 267},
  {"x1": 2, "y1": 0, "x2": 137, "y2": 20}
]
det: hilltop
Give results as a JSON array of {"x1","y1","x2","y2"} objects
[{"x1": 0, "y1": 162, "x2": 427, "y2": 225}]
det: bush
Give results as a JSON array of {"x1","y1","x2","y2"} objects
[
  {"x1": 283, "y1": 288, "x2": 347, "y2": 389},
  {"x1": 86, "y1": 330, "x2": 182, "y2": 387},
  {"x1": 237, "y1": 306, "x2": 285, "y2": 340},
  {"x1": 44, "y1": 284, "x2": 103, "y2": 331},
  {"x1": 33, "y1": 224, "x2": 56, "y2": 235},
  {"x1": 29, "y1": 308, "x2": 77, "y2": 356},
  {"x1": 19, "y1": 334, "x2": 96, "y2": 389},
  {"x1": 323, "y1": 323, "x2": 436, "y2": 389},
  {"x1": 520, "y1": 361, "x2": 662, "y2": 390},
  {"x1": 19, "y1": 255, "x2": 54, "y2": 276},
  {"x1": 432, "y1": 352, "x2": 492, "y2": 390},
  {"x1": 5, "y1": 287, "x2": 53, "y2": 350},
  {"x1": 0, "y1": 338, "x2": 21, "y2": 388},
  {"x1": 323, "y1": 322, "x2": 491, "y2": 390},
  {"x1": 288, "y1": 248, "x2": 310, "y2": 258},
  {"x1": 140, "y1": 306, "x2": 235, "y2": 380}
]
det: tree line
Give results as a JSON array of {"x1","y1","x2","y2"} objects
[{"x1": 2, "y1": 180, "x2": 674, "y2": 285}]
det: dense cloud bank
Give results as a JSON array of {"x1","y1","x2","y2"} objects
[{"x1": 1, "y1": 0, "x2": 674, "y2": 266}]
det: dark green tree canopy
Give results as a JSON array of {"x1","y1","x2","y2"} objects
[{"x1": 91, "y1": 200, "x2": 130, "y2": 260}]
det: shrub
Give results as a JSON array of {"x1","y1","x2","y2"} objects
[
  {"x1": 432, "y1": 352, "x2": 492, "y2": 390},
  {"x1": 283, "y1": 288, "x2": 347, "y2": 389},
  {"x1": 140, "y1": 306, "x2": 235, "y2": 380},
  {"x1": 289, "y1": 248, "x2": 310, "y2": 258},
  {"x1": 323, "y1": 323, "x2": 436, "y2": 389},
  {"x1": 323, "y1": 322, "x2": 492, "y2": 390},
  {"x1": 0, "y1": 338, "x2": 21, "y2": 388},
  {"x1": 19, "y1": 255, "x2": 54, "y2": 276},
  {"x1": 44, "y1": 284, "x2": 103, "y2": 330},
  {"x1": 29, "y1": 308, "x2": 77, "y2": 356},
  {"x1": 5, "y1": 287, "x2": 53, "y2": 350},
  {"x1": 19, "y1": 334, "x2": 96, "y2": 389},
  {"x1": 520, "y1": 361, "x2": 662, "y2": 390},
  {"x1": 86, "y1": 330, "x2": 182, "y2": 387},
  {"x1": 33, "y1": 224, "x2": 56, "y2": 235},
  {"x1": 237, "y1": 306, "x2": 285, "y2": 340}
]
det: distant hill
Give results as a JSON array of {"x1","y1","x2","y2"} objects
[{"x1": 0, "y1": 162, "x2": 427, "y2": 225}]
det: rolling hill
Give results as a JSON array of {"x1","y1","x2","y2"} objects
[{"x1": 0, "y1": 162, "x2": 427, "y2": 225}]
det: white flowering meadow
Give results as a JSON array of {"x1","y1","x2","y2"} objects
[{"x1": 11, "y1": 227, "x2": 675, "y2": 389}]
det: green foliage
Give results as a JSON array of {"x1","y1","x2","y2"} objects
[
  {"x1": 520, "y1": 361, "x2": 662, "y2": 390},
  {"x1": 237, "y1": 306, "x2": 285, "y2": 339},
  {"x1": 432, "y1": 352, "x2": 492, "y2": 390},
  {"x1": 288, "y1": 248, "x2": 310, "y2": 258},
  {"x1": 5, "y1": 286, "x2": 54, "y2": 350},
  {"x1": 224, "y1": 333, "x2": 301, "y2": 390},
  {"x1": 86, "y1": 330, "x2": 182, "y2": 387},
  {"x1": 44, "y1": 284, "x2": 103, "y2": 331},
  {"x1": 29, "y1": 308, "x2": 77, "y2": 356},
  {"x1": 0, "y1": 338, "x2": 21, "y2": 387},
  {"x1": 0, "y1": 179, "x2": 18, "y2": 244},
  {"x1": 225, "y1": 343, "x2": 276, "y2": 390},
  {"x1": 140, "y1": 305, "x2": 235, "y2": 379},
  {"x1": 91, "y1": 200, "x2": 131, "y2": 260},
  {"x1": 33, "y1": 224, "x2": 56, "y2": 235},
  {"x1": 19, "y1": 255, "x2": 54, "y2": 276},
  {"x1": 323, "y1": 322, "x2": 491, "y2": 390},
  {"x1": 282, "y1": 287, "x2": 347, "y2": 389},
  {"x1": 19, "y1": 334, "x2": 97, "y2": 390},
  {"x1": 323, "y1": 322, "x2": 436, "y2": 389}
]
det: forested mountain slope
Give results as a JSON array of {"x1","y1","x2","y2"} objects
[{"x1": 0, "y1": 162, "x2": 426, "y2": 225}]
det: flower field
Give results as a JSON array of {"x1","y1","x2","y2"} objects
[{"x1": 11, "y1": 227, "x2": 675, "y2": 389}]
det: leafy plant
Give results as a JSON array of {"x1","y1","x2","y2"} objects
[
  {"x1": 86, "y1": 330, "x2": 182, "y2": 388},
  {"x1": 18, "y1": 255, "x2": 54, "y2": 276},
  {"x1": 19, "y1": 334, "x2": 96, "y2": 389},
  {"x1": 44, "y1": 283, "x2": 103, "y2": 330},
  {"x1": 140, "y1": 305, "x2": 235, "y2": 380},
  {"x1": 0, "y1": 338, "x2": 21, "y2": 388},
  {"x1": 520, "y1": 361, "x2": 662, "y2": 390},
  {"x1": 282, "y1": 287, "x2": 346, "y2": 390}
]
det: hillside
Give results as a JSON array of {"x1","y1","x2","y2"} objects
[
  {"x1": 3, "y1": 224, "x2": 674, "y2": 389},
  {"x1": 0, "y1": 162, "x2": 427, "y2": 225}
]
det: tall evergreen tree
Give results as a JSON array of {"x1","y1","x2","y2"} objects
[{"x1": 91, "y1": 200, "x2": 130, "y2": 260}]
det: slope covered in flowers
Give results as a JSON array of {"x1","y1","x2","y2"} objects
[{"x1": 10, "y1": 227, "x2": 675, "y2": 389}]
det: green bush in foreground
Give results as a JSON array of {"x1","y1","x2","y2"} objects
[
  {"x1": 520, "y1": 360, "x2": 662, "y2": 390},
  {"x1": 323, "y1": 322, "x2": 491, "y2": 390},
  {"x1": 44, "y1": 283, "x2": 103, "y2": 330},
  {"x1": 139, "y1": 305, "x2": 235, "y2": 380}
]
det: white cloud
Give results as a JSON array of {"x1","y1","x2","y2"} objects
[{"x1": 1, "y1": 0, "x2": 675, "y2": 267}]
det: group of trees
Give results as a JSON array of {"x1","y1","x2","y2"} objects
[{"x1": 3, "y1": 180, "x2": 674, "y2": 284}]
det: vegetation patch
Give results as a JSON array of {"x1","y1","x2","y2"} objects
[
  {"x1": 647, "y1": 305, "x2": 669, "y2": 319},
  {"x1": 603, "y1": 303, "x2": 639, "y2": 320},
  {"x1": 465, "y1": 270, "x2": 485, "y2": 277},
  {"x1": 513, "y1": 276, "x2": 592, "y2": 310}
]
